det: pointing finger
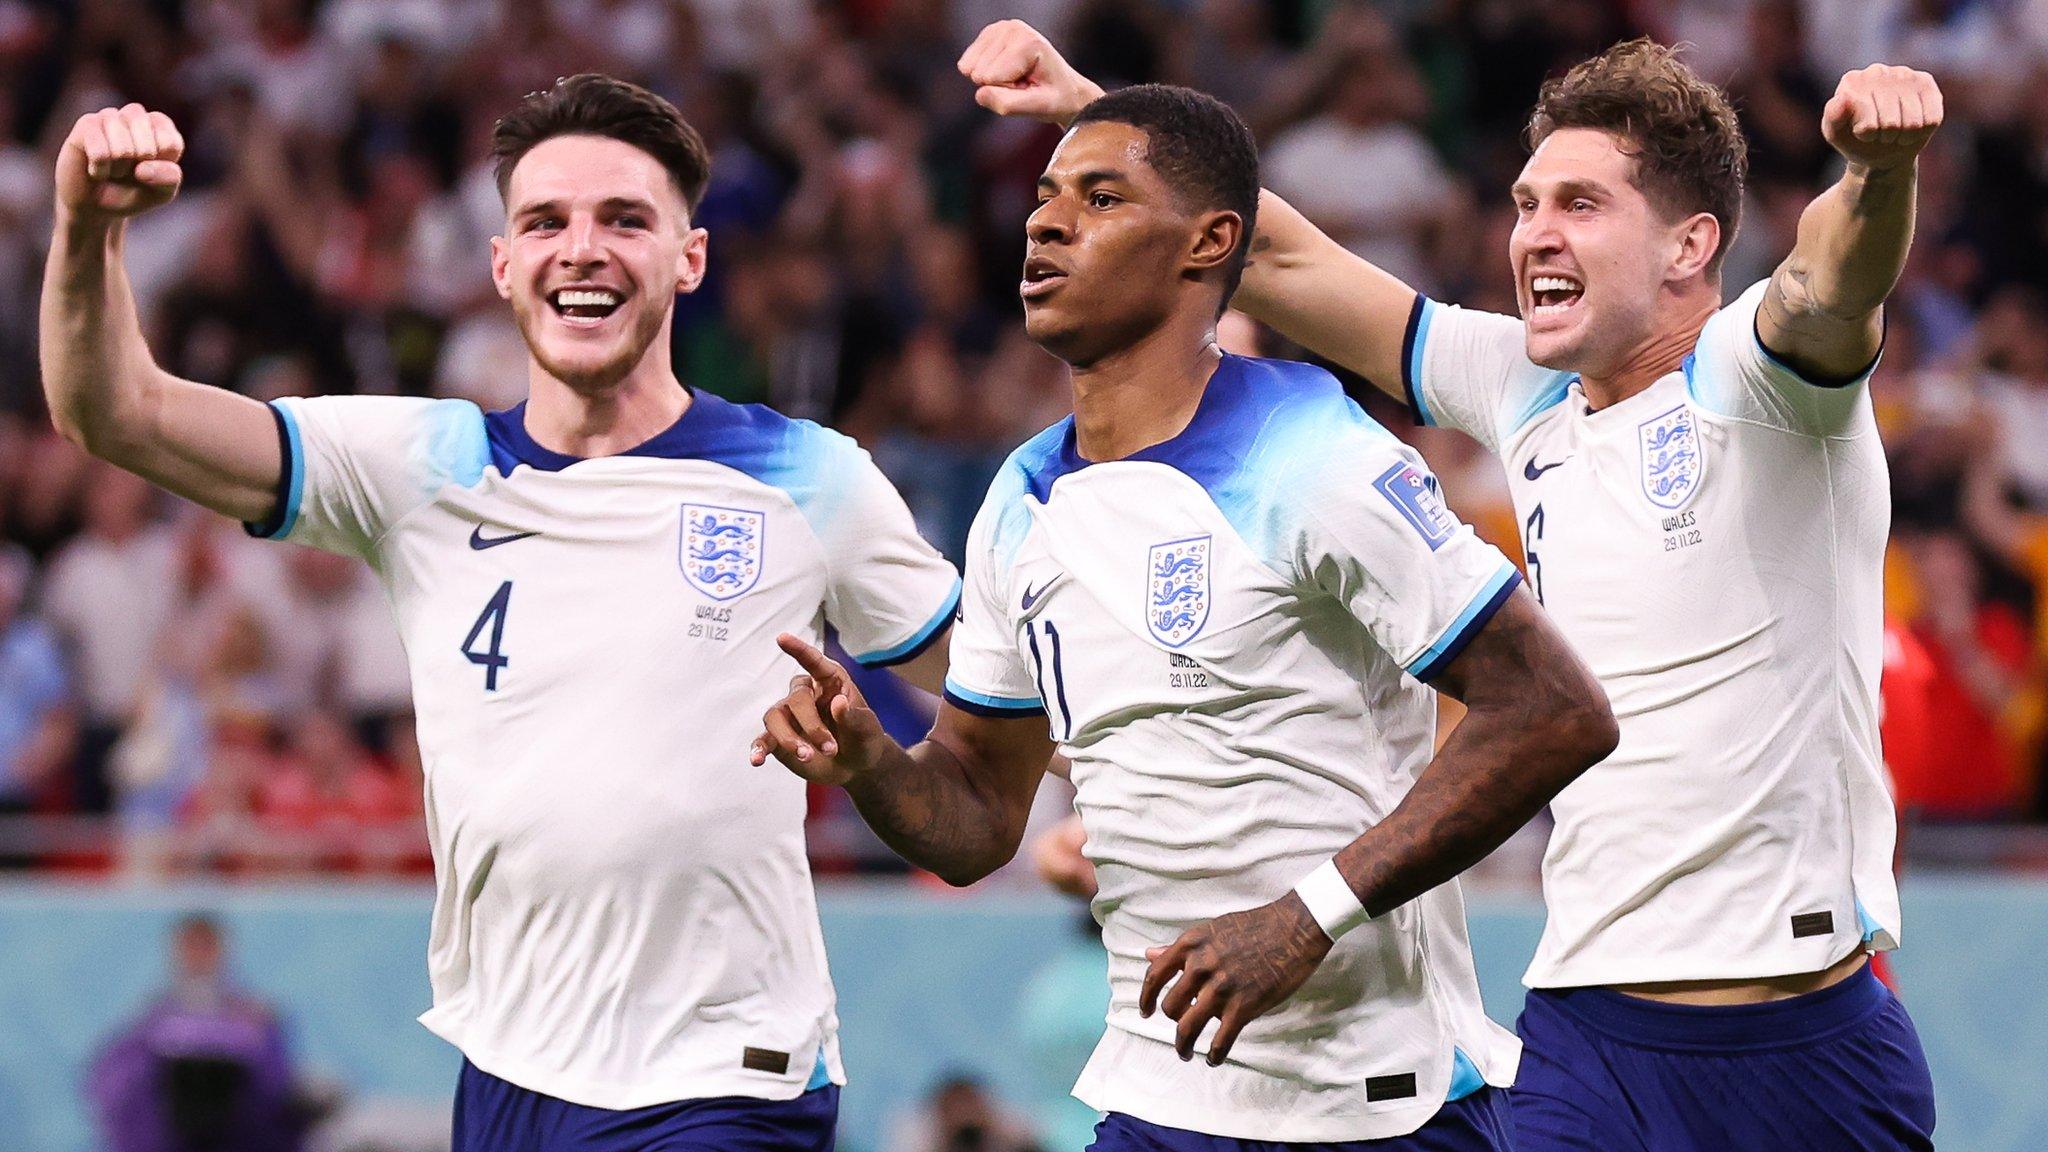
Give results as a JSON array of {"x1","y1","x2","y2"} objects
[{"x1": 776, "y1": 633, "x2": 844, "y2": 684}]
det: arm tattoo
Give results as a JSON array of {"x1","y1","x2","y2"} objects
[
  {"x1": 1337, "y1": 592, "x2": 1615, "y2": 916},
  {"x1": 842, "y1": 738, "x2": 1032, "y2": 886}
]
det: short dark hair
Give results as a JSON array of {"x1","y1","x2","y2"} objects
[
  {"x1": 1527, "y1": 40, "x2": 1747, "y2": 275},
  {"x1": 1072, "y1": 84, "x2": 1260, "y2": 308},
  {"x1": 492, "y1": 74, "x2": 712, "y2": 216}
]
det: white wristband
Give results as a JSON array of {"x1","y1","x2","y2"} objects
[{"x1": 1293, "y1": 859, "x2": 1370, "y2": 942}]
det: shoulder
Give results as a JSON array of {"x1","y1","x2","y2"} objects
[{"x1": 680, "y1": 392, "x2": 866, "y2": 489}]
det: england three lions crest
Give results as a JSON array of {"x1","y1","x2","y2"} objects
[
  {"x1": 680, "y1": 504, "x2": 765, "y2": 600},
  {"x1": 1146, "y1": 535, "x2": 1211, "y2": 648},
  {"x1": 1639, "y1": 405, "x2": 1704, "y2": 510}
]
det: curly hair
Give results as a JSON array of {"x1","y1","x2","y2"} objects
[
  {"x1": 1528, "y1": 40, "x2": 1747, "y2": 274},
  {"x1": 492, "y1": 74, "x2": 711, "y2": 215}
]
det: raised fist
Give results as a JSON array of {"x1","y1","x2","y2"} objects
[
  {"x1": 957, "y1": 20, "x2": 1105, "y2": 126},
  {"x1": 55, "y1": 103, "x2": 186, "y2": 225},
  {"x1": 1822, "y1": 65, "x2": 1943, "y2": 173}
]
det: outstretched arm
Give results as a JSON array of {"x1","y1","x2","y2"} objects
[
  {"x1": 1758, "y1": 65, "x2": 1942, "y2": 381},
  {"x1": 1142, "y1": 588, "x2": 1616, "y2": 1064},
  {"x1": 753, "y1": 635, "x2": 1056, "y2": 886},
  {"x1": 40, "y1": 104, "x2": 282, "y2": 523},
  {"x1": 957, "y1": 20, "x2": 1418, "y2": 399}
]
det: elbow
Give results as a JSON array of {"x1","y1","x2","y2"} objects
[
  {"x1": 1560, "y1": 691, "x2": 1620, "y2": 776},
  {"x1": 930, "y1": 849, "x2": 1010, "y2": 889}
]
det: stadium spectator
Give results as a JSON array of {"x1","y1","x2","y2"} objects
[
  {"x1": 884, "y1": 1074, "x2": 1044, "y2": 1152},
  {"x1": 87, "y1": 913, "x2": 309, "y2": 1152},
  {"x1": 0, "y1": 544, "x2": 75, "y2": 849}
]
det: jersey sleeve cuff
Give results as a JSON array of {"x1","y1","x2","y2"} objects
[
  {"x1": 849, "y1": 577, "x2": 962, "y2": 668},
  {"x1": 1401, "y1": 294, "x2": 1439, "y2": 427},
  {"x1": 1749, "y1": 310, "x2": 1885, "y2": 390},
  {"x1": 1405, "y1": 564, "x2": 1521, "y2": 684},
  {"x1": 941, "y1": 680, "x2": 1045, "y2": 718},
  {"x1": 243, "y1": 401, "x2": 305, "y2": 540}
]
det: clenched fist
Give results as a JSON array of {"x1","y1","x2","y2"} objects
[
  {"x1": 1822, "y1": 65, "x2": 1943, "y2": 173},
  {"x1": 56, "y1": 103, "x2": 187, "y2": 225},
  {"x1": 957, "y1": 19, "x2": 1105, "y2": 126}
]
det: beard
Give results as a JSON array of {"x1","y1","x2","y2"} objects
[{"x1": 513, "y1": 291, "x2": 670, "y2": 394}]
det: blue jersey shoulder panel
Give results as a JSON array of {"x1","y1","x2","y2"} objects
[
  {"x1": 1004, "y1": 355, "x2": 1394, "y2": 572},
  {"x1": 485, "y1": 391, "x2": 859, "y2": 531}
]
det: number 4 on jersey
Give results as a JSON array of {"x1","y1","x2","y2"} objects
[{"x1": 462, "y1": 581, "x2": 514, "y2": 690}]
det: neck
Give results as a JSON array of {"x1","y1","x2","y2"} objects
[
  {"x1": 1577, "y1": 289, "x2": 1719, "y2": 410},
  {"x1": 1069, "y1": 318, "x2": 1223, "y2": 461},
  {"x1": 523, "y1": 345, "x2": 691, "y2": 458}
]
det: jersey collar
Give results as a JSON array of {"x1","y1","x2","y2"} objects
[{"x1": 486, "y1": 388, "x2": 731, "y2": 473}]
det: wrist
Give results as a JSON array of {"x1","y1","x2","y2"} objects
[
  {"x1": 1058, "y1": 80, "x2": 1107, "y2": 127},
  {"x1": 1293, "y1": 858, "x2": 1371, "y2": 942},
  {"x1": 55, "y1": 207, "x2": 120, "y2": 247}
]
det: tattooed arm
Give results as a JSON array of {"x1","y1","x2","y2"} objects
[
  {"x1": 1144, "y1": 587, "x2": 1616, "y2": 1064},
  {"x1": 752, "y1": 634, "x2": 1056, "y2": 886},
  {"x1": 1758, "y1": 64, "x2": 1941, "y2": 381}
]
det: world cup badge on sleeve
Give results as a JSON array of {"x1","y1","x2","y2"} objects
[
  {"x1": 1638, "y1": 405, "x2": 1704, "y2": 510},
  {"x1": 680, "y1": 504, "x2": 765, "y2": 600},
  {"x1": 1146, "y1": 535, "x2": 1211, "y2": 648}
]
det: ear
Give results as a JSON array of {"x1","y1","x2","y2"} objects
[
  {"x1": 1186, "y1": 209, "x2": 1244, "y2": 279},
  {"x1": 674, "y1": 226, "x2": 709, "y2": 296},
  {"x1": 490, "y1": 234, "x2": 513, "y2": 301},
  {"x1": 1666, "y1": 211, "x2": 1721, "y2": 284}
]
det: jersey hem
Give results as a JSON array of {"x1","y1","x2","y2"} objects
[
  {"x1": 850, "y1": 577, "x2": 961, "y2": 667},
  {"x1": 243, "y1": 401, "x2": 304, "y2": 540},
  {"x1": 1522, "y1": 934, "x2": 1888, "y2": 991},
  {"x1": 1073, "y1": 1029, "x2": 1451, "y2": 1143},
  {"x1": 421, "y1": 1014, "x2": 841, "y2": 1110}
]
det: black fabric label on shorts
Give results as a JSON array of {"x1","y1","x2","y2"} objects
[
  {"x1": 1790, "y1": 911, "x2": 1835, "y2": 939},
  {"x1": 742, "y1": 1047, "x2": 791, "y2": 1074},
  {"x1": 1366, "y1": 1073, "x2": 1418, "y2": 1101}
]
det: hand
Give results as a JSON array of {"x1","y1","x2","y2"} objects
[
  {"x1": 55, "y1": 104, "x2": 186, "y2": 226},
  {"x1": 1822, "y1": 65, "x2": 1943, "y2": 173},
  {"x1": 1032, "y1": 813, "x2": 1096, "y2": 899},
  {"x1": 1139, "y1": 893, "x2": 1333, "y2": 1065},
  {"x1": 957, "y1": 19, "x2": 1105, "y2": 126},
  {"x1": 750, "y1": 634, "x2": 886, "y2": 787}
]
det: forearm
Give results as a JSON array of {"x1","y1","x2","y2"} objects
[
  {"x1": 1332, "y1": 702, "x2": 1606, "y2": 917},
  {"x1": 39, "y1": 216, "x2": 163, "y2": 455},
  {"x1": 1234, "y1": 190, "x2": 1415, "y2": 399},
  {"x1": 1776, "y1": 162, "x2": 1917, "y2": 323},
  {"x1": 843, "y1": 736, "x2": 1029, "y2": 886}
]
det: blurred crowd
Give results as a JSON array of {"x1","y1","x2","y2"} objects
[{"x1": 4, "y1": 0, "x2": 2048, "y2": 876}]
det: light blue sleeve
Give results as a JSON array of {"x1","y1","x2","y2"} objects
[
  {"x1": 940, "y1": 459, "x2": 1044, "y2": 718},
  {"x1": 1287, "y1": 422, "x2": 1524, "y2": 684},
  {"x1": 246, "y1": 396, "x2": 488, "y2": 560},
  {"x1": 1686, "y1": 280, "x2": 1879, "y2": 437},
  {"x1": 1405, "y1": 297, "x2": 1572, "y2": 453},
  {"x1": 802, "y1": 433, "x2": 962, "y2": 668}
]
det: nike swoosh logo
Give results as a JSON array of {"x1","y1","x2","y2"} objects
[
  {"x1": 1523, "y1": 457, "x2": 1570, "y2": 481},
  {"x1": 1020, "y1": 579, "x2": 1054, "y2": 611},
  {"x1": 469, "y1": 525, "x2": 540, "y2": 550}
]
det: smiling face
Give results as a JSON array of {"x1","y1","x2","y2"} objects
[
  {"x1": 491, "y1": 134, "x2": 707, "y2": 395},
  {"x1": 1021, "y1": 120, "x2": 1235, "y2": 367},
  {"x1": 1509, "y1": 128, "x2": 1719, "y2": 376}
]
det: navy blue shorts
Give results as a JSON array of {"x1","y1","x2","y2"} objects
[
  {"x1": 451, "y1": 1061, "x2": 838, "y2": 1152},
  {"x1": 1512, "y1": 961, "x2": 1935, "y2": 1151},
  {"x1": 1087, "y1": 1088, "x2": 1510, "y2": 1151}
]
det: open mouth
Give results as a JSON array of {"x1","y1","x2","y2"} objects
[
  {"x1": 1020, "y1": 255, "x2": 1067, "y2": 300},
  {"x1": 1530, "y1": 274, "x2": 1584, "y2": 317},
  {"x1": 549, "y1": 287, "x2": 624, "y2": 326}
]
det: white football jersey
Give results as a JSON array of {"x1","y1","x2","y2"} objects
[
  {"x1": 248, "y1": 390, "x2": 958, "y2": 1108},
  {"x1": 1405, "y1": 280, "x2": 1900, "y2": 989},
  {"x1": 945, "y1": 355, "x2": 1523, "y2": 1143}
]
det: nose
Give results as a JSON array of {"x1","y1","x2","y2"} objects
[
  {"x1": 1026, "y1": 197, "x2": 1072, "y2": 247},
  {"x1": 559, "y1": 213, "x2": 605, "y2": 268},
  {"x1": 1517, "y1": 204, "x2": 1565, "y2": 257}
]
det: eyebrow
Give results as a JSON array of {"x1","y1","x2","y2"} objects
[
  {"x1": 1511, "y1": 178, "x2": 1613, "y2": 202},
  {"x1": 511, "y1": 195, "x2": 662, "y2": 221},
  {"x1": 1036, "y1": 168, "x2": 1131, "y2": 194}
]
